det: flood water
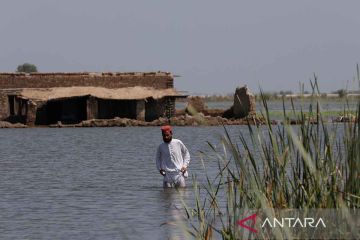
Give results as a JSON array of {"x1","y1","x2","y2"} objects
[
  {"x1": 0, "y1": 126, "x2": 248, "y2": 240},
  {"x1": 1, "y1": 97, "x2": 355, "y2": 239}
]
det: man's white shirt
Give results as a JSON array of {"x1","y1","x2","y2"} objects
[{"x1": 156, "y1": 138, "x2": 190, "y2": 173}]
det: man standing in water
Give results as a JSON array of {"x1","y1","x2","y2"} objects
[{"x1": 156, "y1": 125, "x2": 191, "y2": 188}]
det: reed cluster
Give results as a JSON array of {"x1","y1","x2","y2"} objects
[{"x1": 183, "y1": 80, "x2": 360, "y2": 239}]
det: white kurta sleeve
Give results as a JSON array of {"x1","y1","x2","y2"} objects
[
  {"x1": 180, "y1": 141, "x2": 190, "y2": 167},
  {"x1": 156, "y1": 146, "x2": 161, "y2": 170}
]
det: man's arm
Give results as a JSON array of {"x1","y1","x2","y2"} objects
[
  {"x1": 156, "y1": 146, "x2": 166, "y2": 176},
  {"x1": 156, "y1": 146, "x2": 161, "y2": 170},
  {"x1": 180, "y1": 141, "x2": 190, "y2": 168}
]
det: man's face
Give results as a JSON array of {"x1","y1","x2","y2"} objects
[{"x1": 162, "y1": 131, "x2": 172, "y2": 143}]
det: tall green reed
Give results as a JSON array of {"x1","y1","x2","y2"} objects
[{"x1": 184, "y1": 78, "x2": 360, "y2": 239}]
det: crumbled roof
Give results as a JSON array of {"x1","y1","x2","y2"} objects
[{"x1": 20, "y1": 86, "x2": 185, "y2": 101}]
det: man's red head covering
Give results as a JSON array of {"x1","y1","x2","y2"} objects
[{"x1": 161, "y1": 125, "x2": 172, "y2": 134}]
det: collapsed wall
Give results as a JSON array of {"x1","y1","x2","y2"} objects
[
  {"x1": 232, "y1": 86, "x2": 256, "y2": 118},
  {"x1": 180, "y1": 86, "x2": 256, "y2": 119}
]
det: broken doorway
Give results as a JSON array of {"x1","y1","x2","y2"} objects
[{"x1": 35, "y1": 96, "x2": 87, "y2": 125}]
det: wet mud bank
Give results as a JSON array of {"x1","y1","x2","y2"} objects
[
  {"x1": 47, "y1": 115, "x2": 264, "y2": 128},
  {"x1": 0, "y1": 121, "x2": 27, "y2": 128}
]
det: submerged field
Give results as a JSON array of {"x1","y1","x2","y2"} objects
[{"x1": 176, "y1": 98, "x2": 359, "y2": 121}]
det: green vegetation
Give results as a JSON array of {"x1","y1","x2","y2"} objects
[
  {"x1": 335, "y1": 89, "x2": 347, "y2": 98},
  {"x1": 182, "y1": 84, "x2": 360, "y2": 239},
  {"x1": 16, "y1": 63, "x2": 38, "y2": 73},
  {"x1": 260, "y1": 109, "x2": 357, "y2": 120}
]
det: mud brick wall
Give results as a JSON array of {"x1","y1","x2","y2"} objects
[
  {"x1": 0, "y1": 92, "x2": 8, "y2": 119},
  {"x1": 26, "y1": 100, "x2": 39, "y2": 126},
  {"x1": 0, "y1": 72, "x2": 173, "y2": 89},
  {"x1": 0, "y1": 89, "x2": 22, "y2": 120}
]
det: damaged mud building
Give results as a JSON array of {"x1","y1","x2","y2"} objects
[{"x1": 0, "y1": 72, "x2": 185, "y2": 126}]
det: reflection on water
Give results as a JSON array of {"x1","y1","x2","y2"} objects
[{"x1": 159, "y1": 188, "x2": 192, "y2": 239}]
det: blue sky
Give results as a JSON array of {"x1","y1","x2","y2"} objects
[{"x1": 1, "y1": 0, "x2": 360, "y2": 94}]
